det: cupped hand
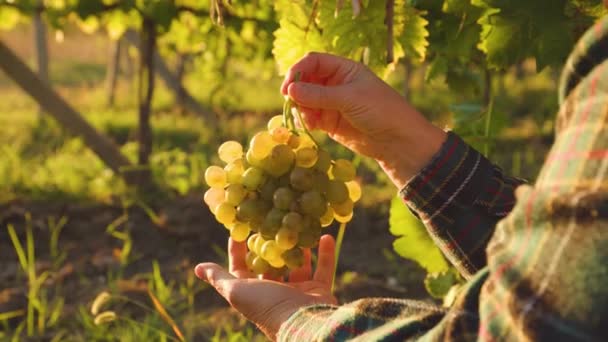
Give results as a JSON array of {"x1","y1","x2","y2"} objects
[
  {"x1": 282, "y1": 52, "x2": 446, "y2": 187},
  {"x1": 194, "y1": 235, "x2": 337, "y2": 341}
]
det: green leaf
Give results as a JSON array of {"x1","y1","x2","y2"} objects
[
  {"x1": 424, "y1": 270, "x2": 458, "y2": 299},
  {"x1": 389, "y1": 196, "x2": 450, "y2": 274},
  {"x1": 394, "y1": 1, "x2": 429, "y2": 62},
  {"x1": 425, "y1": 55, "x2": 447, "y2": 82}
]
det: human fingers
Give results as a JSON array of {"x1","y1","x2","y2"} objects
[
  {"x1": 313, "y1": 235, "x2": 336, "y2": 286},
  {"x1": 288, "y1": 248, "x2": 312, "y2": 282},
  {"x1": 194, "y1": 263, "x2": 236, "y2": 298},
  {"x1": 228, "y1": 238, "x2": 253, "y2": 278},
  {"x1": 287, "y1": 82, "x2": 348, "y2": 111},
  {"x1": 281, "y1": 52, "x2": 355, "y2": 94}
]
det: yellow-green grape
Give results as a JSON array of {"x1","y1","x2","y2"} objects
[
  {"x1": 250, "y1": 131, "x2": 275, "y2": 159},
  {"x1": 230, "y1": 222, "x2": 250, "y2": 242},
  {"x1": 261, "y1": 240, "x2": 282, "y2": 261},
  {"x1": 295, "y1": 147, "x2": 318, "y2": 168},
  {"x1": 331, "y1": 159, "x2": 356, "y2": 182},
  {"x1": 223, "y1": 220, "x2": 236, "y2": 230},
  {"x1": 254, "y1": 235, "x2": 266, "y2": 255},
  {"x1": 251, "y1": 256, "x2": 270, "y2": 274},
  {"x1": 245, "y1": 251, "x2": 257, "y2": 270},
  {"x1": 320, "y1": 206, "x2": 334, "y2": 227},
  {"x1": 287, "y1": 135, "x2": 301, "y2": 149},
  {"x1": 215, "y1": 202, "x2": 236, "y2": 225},
  {"x1": 204, "y1": 165, "x2": 227, "y2": 188},
  {"x1": 267, "y1": 115, "x2": 284, "y2": 131},
  {"x1": 259, "y1": 178, "x2": 279, "y2": 201},
  {"x1": 270, "y1": 126, "x2": 291, "y2": 144},
  {"x1": 264, "y1": 144, "x2": 295, "y2": 177},
  {"x1": 312, "y1": 171, "x2": 330, "y2": 193},
  {"x1": 298, "y1": 230, "x2": 316, "y2": 248},
  {"x1": 247, "y1": 234, "x2": 259, "y2": 253},
  {"x1": 282, "y1": 248, "x2": 304, "y2": 269},
  {"x1": 242, "y1": 167, "x2": 266, "y2": 190},
  {"x1": 298, "y1": 134, "x2": 315, "y2": 149},
  {"x1": 225, "y1": 184, "x2": 247, "y2": 206},
  {"x1": 346, "y1": 181, "x2": 361, "y2": 202},
  {"x1": 299, "y1": 190, "x2": 326, "y2": 217},
  {"x1": 282, "y1": 212, "x2": 304, "y2": 232},
  {"x1": 266, "y1": 265, "x2": 288, "y2": 278},
  {"x1": 218, "y1": 140, "x2": 243, "y2": 164},
  {"x1": 250, "y1": 216, "x2": 263, "y2": 233},
  {"x1": 275, "y1": 227, "x2": 298, "y2": 250},
  {"x1": 225, "y1": 158, "x2": 245, "y2": 184},
  {"x1": 268, "y1": 257, "x2": 286, "y2": 268},
  {"x1": 204, "y1": 187, "x2": 225, "y2": 213},
  {"x1": 334, "y1": 211, "x2": 353, "y2": 223},
  {"x1": 246, "y1": 149, "x2": 264, "y2": 168},
  {"x1": 332, "y1": 198, "x2": 354, "y2": 216},
  {"x1": 326, "y1": 180, "x2": 348, "y2": 204},
  {"x1": 261, "y1": 208, "x2": 285, "y2": 238},
  {"x1": 290, "y1": 167, "x2": 314, "y2": 191},
  {"x1": 314, "y1": 149, "x2": 331, "y2": 172},
  {"x1": 273, "y1": 187, "x2": 295, "y2": 210}
]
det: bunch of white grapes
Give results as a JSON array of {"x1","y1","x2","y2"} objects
[{"x1": 203, "y1": 115, "x2": 361, "y2": 276}]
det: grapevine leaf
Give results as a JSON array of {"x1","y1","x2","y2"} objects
[
  {"x1": 424, "y1": 55, "x2": 447, "y2": 82},
  {"x1": 389, "y1": 196, "x2": 450, "y2": 274},
  {"x1": 394, "y1": 0, "x2": 429, "y2": 62},
  {"x1": 424, "y1": 270, "x2": 458, "y2": 299}
]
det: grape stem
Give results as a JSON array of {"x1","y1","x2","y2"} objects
[
  {"x1": 283, "y1": 72, "x2": 320, "y2": 147},
  {"x1": 332, "y1": 222, "x2": 347, "y2": 293}
]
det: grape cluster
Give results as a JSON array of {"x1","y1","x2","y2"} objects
[{"x1": 203, "y1": 115, "x2": 360, "y2": 276}]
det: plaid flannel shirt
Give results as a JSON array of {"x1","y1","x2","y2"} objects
[{"x1": 277, "y1": 16, "x2": 608, "y2": 342}]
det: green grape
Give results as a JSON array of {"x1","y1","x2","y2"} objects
[
  {"x1": 250, "y1": 131, "x2": 275, "y2": 159},
  {"x1": 320, "y1": 206, "x2": 334, "y2": 227},
  {"x1": 334, "y1": 211, "x2": 353, "y2": 223},
  {"x1": 223, "y1": 220, "x2": 235, "y2": 230},
  {"x1": 268, "y1": 257, "x2": 286, "y2": 269},
  {"x1": 298, "y1": 230, "x2": 316, "y2": 248},
  {"x1": 253, "y1": 235, "x2": 266, "y2": 255},
  {"x1": 267, "y1": 115, "x2": 283, "y2": 131},
  {"x1": 332, "y1": 198, "x2": 354, "y2": 216},
  {"x1": 331, "y1": 159, "x2": 356, "y2": 182},
  {"x1": 273, "y1": 187, "x2": 295, "y2": 210},
  {"x1": 287, "y1": 134, "x2": 301, "y2": 149},
  {"x1": 278, "y1": 174, "x2": 291, "y2": 187},
  {"x1": 204, "y1": 165, "x2": 227, "y2": 188},
  {"x1": 314, "y1": 149, "x2": 331, "y2": 172},
  {"x1": 270, "y1": 126, "x2": 291, "y2": 144},
  {"x1": 264, "y1": 144, "x2": 295, "y2": 177},
  {"x1": 247, "y1": 234, "x2": 259, "y2": 253},
  {"x1": 218, "y1": 140, "x2": 243, "y2": 164},
  {"x1": 295, "y1": 147, "x2": 318, "y2": 168},
  {"x1": 290, "y1": 167, "x2": 314, "y2": 191},
  {"x1": 236, "y1": 198, "x2": 256, "y2": 221},
  {"x1": 251, "y1": 256, "x2": 270, "y2": 274},
  {"x1": 282, "y1": 248, "x2": 304, "y2": 269},
  {"x1": 215, "y1": 202, "x2": 236, "y2": 225},
  {"x1": 242, "y1": 167, "x2": 266, "y2": 190},
  {"x1": 225, "y1": 158, "x2": 245, "y2": 184},
  {"x1": 312, "y1": 171, "x2": 330, "y2": 193},
  {"x1": 245, "y1": 251, "x2": 257, "y2": 270},
  {"x1": 346, "y1": 181, "x2": 362, "y2": 202},
  {"x1": 299, "y1": 191, "x2": 326, "y2": 217},
  {"x1": 275, "y1": 227, "x2": 298, "y2": 249},
  {"x1": 230, "y1": 222, "x2": 250, "y2": 242},
  {"x1": 261, "y1": 208, "x2": 285, "y2": 237},
  {"x1": 249, "y1": 216, "x2": 264, "y2": 232},
  {"x1": 261, "y1": 240, "x2": 282, "y2": 261},
  {"x1": 298, "y1": 134, "x2": 315, "y2": 149},
  {"x1": 326, "y1": 180, "x2": 348, "y2": 204},
  {"x1": 259, "y1": 178, "x2": 279, "y2": 201},
  {"x1": 282, "y1": 212, "x2": 304, "y2": 232},
  {"x1": 246, "y1": 149, "x2": 264, "y2": 168},
  {"x1": 225, "y1": 184, "x2": 247, "y2": 206},
  {"x1": 204, "y1": 187, "x2": 225, "y2": 213}
]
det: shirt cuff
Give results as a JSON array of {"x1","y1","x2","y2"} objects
[
  {"x1": 277, "y1": 304, "x2": 339, "y2": 342},
  {"x1": 399, "y1": 131, "x2": 493, "y2": 223}
]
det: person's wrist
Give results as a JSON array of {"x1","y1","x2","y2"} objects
[{"x1": 376, "y1": 122, "x2": 447, "y2": 190}]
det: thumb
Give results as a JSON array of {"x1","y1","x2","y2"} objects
[
  {"x1": 194, "y1": 263, "x2": 235, "y2": 297},
  {"x1": 288, "y1": 82, "x2": 347, "y2": 111}
]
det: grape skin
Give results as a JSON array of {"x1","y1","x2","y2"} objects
[{"x1": 204, "y1": 166, "x2": 227, "y2": 188}]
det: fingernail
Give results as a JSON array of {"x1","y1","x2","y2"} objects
[{"x1": 194, "y1": 264, "x2": 207, "y2": 281}]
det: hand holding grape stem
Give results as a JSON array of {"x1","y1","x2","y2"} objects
[
  {"x1": 195, "y1": 235, "x2": 337, "y2": 341},
  {"x1": 282, "y1": 52, "x2": 447, "y2": 189}
]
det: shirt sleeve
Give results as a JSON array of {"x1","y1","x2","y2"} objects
[{"x1": 399, "y1": 132, "x2": 525, "y2": 278}]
